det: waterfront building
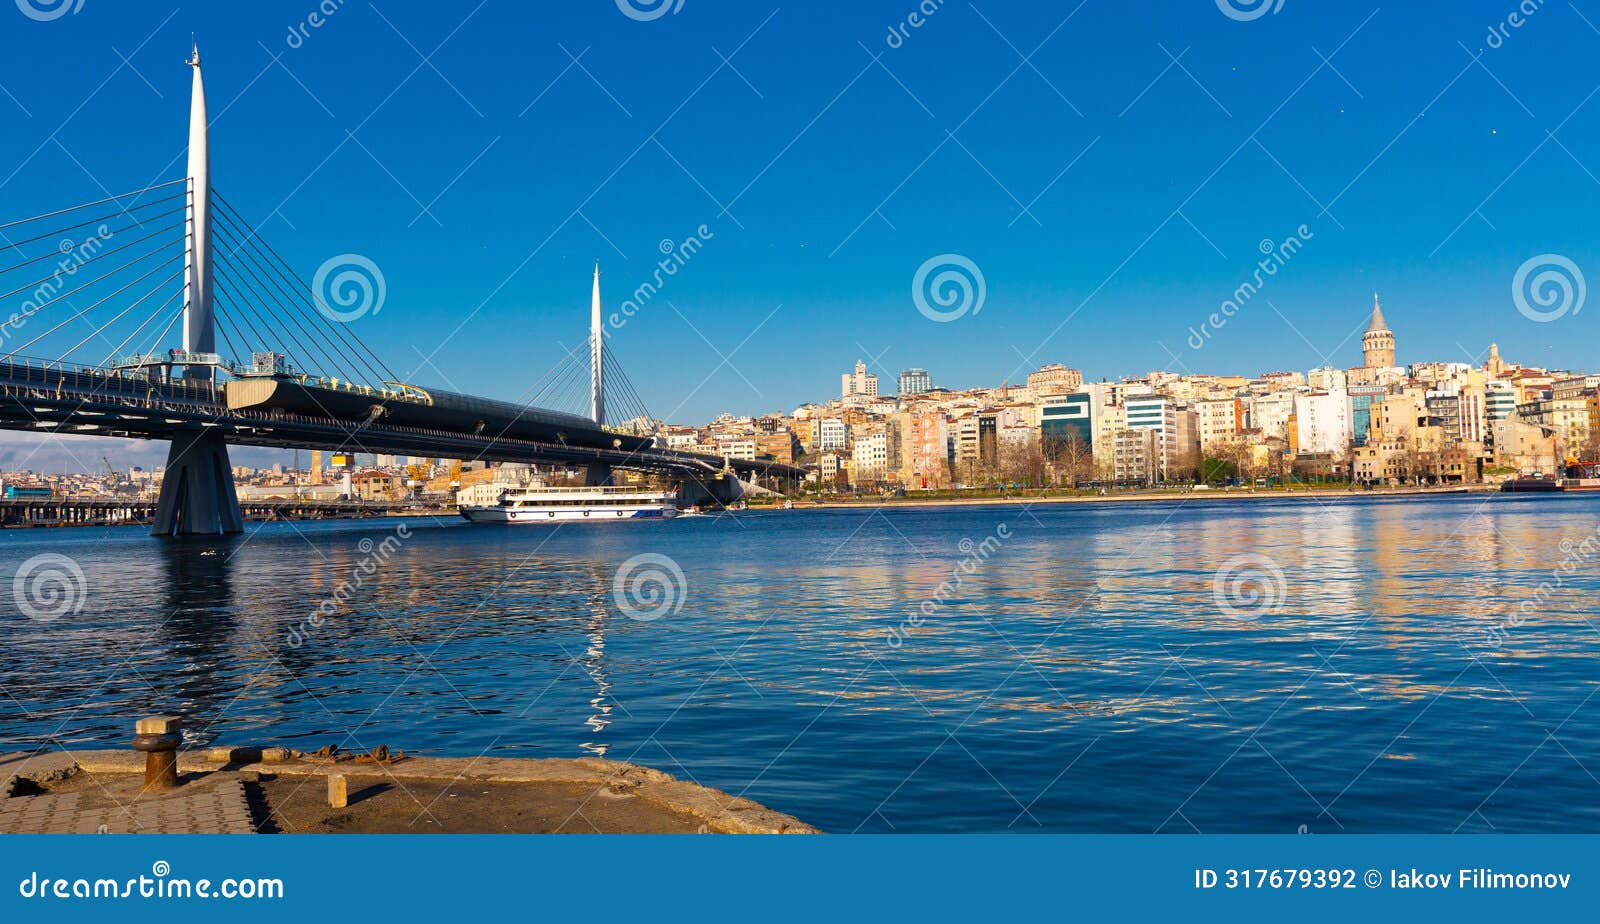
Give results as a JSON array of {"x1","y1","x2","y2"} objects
[
  {"x1": 897, "y1": 368, "x2": 933, "y2": 396},
  {"x1": 1293, "y1": 391, "x2": 1353, "y2": 456},
  {"x1": 898, "y1": 411, "x2": 950, "y2": 488},
  {"x1": 1040, "y1": 393, "x2": 1094, "y2": 450},
  {"x1": 1111, "y1": 429, "x2": 1160, "y2": 485},
  {"x1": 851, "y1": 431, "x2": 889, "y2": 484},
  {"x1": 1194, "y1": 397, "x2": 1243, "y2": 451}
]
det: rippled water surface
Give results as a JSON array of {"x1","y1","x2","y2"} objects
[{"x1": 4, "y1": 494, "x2": 1600, "y2": 832}]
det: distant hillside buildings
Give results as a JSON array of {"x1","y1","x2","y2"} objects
[{"x1": 668, "y1": 294, "x2": 1594, "y2": 491}]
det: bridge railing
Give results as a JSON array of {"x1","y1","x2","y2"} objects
[{"x1": 0, "y1": 353, "x2": 223, "y2": 402}]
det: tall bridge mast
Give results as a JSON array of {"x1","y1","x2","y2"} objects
[{"x1": 152, "y1": 42, "x2": 241, "y2": 537}]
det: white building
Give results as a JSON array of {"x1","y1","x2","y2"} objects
[
  {"x1": 815, "y1": 417, "x2": 848, "y2": 452},
  {"x1": 1293, "y1": 391, "x2": 1352, "y2": 455},
  {"x1": 852, "y1": 431, "x2": 889, "y2": 482}
]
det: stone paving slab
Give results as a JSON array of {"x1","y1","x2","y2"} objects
[{"x1": 0, "y1": 778, "x2": 255, "y2": 835}]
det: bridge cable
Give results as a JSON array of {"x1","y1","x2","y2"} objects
[
  {"x1": 0, "y1": 233, "x2": 191, "y2": 357},
  {"x1": 210, "y1": 215, "x2": 379, "y2": 385},
  {"x1": 210, "y1": 205, "x2": 388, "y2": 387},
  {"x1": 97, "y1": 290, "x2": 185, "y2": 368},
  {"x1": 51, "y1": 263, "x2": 188, "y2": 362},
  {"x1": 211, "y1": 190, "x2": 399, "y2": 384},
  {"x1": 11, "y1": 253, "x2": 186, "y2": 358},
  {"x1": 211, "y1": 226, "x2": 354, "y2": 380},
  {"x1": 0, "y1": 179, "x2": 187, "y2": 236},
  {"x1": 0, "y1": 195, "x2": 187, "y2": 268},
  {"x1": 0, "y1": 215, "x2": 190, "y2": 306}
]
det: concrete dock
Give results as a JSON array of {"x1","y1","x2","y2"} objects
[{"x1": 0, "y1": 748, "x2": 816, "y2": 834}]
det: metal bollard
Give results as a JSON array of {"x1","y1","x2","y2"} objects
[{"x1": 132, "y1": 715, "x2": 182, "y2": 792}]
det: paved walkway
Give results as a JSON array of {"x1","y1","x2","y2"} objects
[{"x1": 0, "y1": 753, "x2": 256, "y2": 834}]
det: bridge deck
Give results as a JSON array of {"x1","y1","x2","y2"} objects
[{"x1": 0, "y1": 358, "x2": 802, "y2": 480}]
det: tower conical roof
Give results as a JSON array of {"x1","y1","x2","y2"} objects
[{"x1": 1366, "y1": 293, "x2": 1390, "y2": 334}]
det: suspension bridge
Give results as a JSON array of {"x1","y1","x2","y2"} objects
[{"x1": 0, "y1": 45, "x2": 799, "y2": 536}]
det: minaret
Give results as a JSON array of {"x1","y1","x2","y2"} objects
[
  {"x1": 590, "y1": 263, "x2": 605, "y2": 426},
  {"x1": 182, "y1": 40, "x2": 215, "y2": 379},
  {"x1": 1362, "y1": 293, "x2": 1395, "y2": 369}
]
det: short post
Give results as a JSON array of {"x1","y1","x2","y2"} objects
[
  {"x1": 327, "y1": 773, "x2": 348, "y2": 809},
  {"x1": 132, "y1": 715, "x2": 182, "y2": 792}
]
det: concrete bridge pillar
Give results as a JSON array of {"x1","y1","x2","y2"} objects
[
  {"x1": 677, "y1": 473, "x2": 744, "y2": 509},
  {"x1": 152, "y1": 430, "x2": 242, "y2": 536},
  {"x1": 584, "y1": 463, "x2": 614, "y2": 487}
]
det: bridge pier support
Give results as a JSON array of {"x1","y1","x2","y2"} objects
[
  {"x1": 584, "y1": 463, "x2": 614, "y2": 487},
  {"x1": 677, "y1": 473, "x2": 745, "y2": 509},
  {"x1": 152, "y1": 430, "x2": 242, "y2": 536}
]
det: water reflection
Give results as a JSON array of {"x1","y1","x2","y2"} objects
[{"x1": 3, "y1": 496, "x2": 1600, "y2": 832}]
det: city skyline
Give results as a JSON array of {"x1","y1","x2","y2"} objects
[{"x1": 0, "y1": 1, "x2": 1596, "y2": 431}]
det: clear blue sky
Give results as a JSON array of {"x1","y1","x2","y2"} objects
[{"x1": 2, "y1": 0, "x2": 1598, "y2": 432}]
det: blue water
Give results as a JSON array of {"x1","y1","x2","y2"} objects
[{"x1": 3, "y1": 493, "x2": 1599, "y2": 833}]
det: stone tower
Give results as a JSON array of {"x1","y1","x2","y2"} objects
[{"x1": 1362, "y1": 293, "x2": 1395, "y2": 369}]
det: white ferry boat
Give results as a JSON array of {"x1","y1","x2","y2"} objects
[{"x1": 459, "y1": 485, "x2": 678, "y2": 524}]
